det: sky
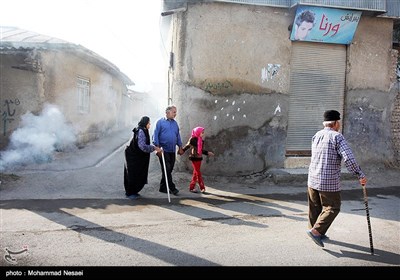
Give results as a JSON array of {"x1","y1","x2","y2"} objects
[{"x1": 0, "y1": 0, "x2": 168, "y2": 92}]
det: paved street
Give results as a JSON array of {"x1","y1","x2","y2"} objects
[{"x1": 0, "y1": 130, "x2": 399, "y2": 274}]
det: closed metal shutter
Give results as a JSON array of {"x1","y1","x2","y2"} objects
[{"x1": 286, "y1": 42, "x2": 346, "y2": 155}]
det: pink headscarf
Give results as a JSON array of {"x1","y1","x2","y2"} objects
[{"x1": 191, "y1": 126, "x2": 204, "y2": 155}]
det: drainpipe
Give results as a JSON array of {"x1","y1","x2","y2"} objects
[
  {"x1": 161, "y1": 4, "x2": 187, "y2": 105},
  {"x1": 161, "y1": 6, "x2": 187, "y2": 17}
]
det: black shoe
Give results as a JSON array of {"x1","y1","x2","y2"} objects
[
  {"x1": 126, "y1": 193, "x2": 141, "y2": 197},
  {"x1": 172, "y1": 189, "x2": 179, "y2": 196},
  {"x1": 159, "y1": 189, "x2": 179, "y2": 195},
  {"x1": 127, "y1": 194, "x2": 140, "y2": 200}
]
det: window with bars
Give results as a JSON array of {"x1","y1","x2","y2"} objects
[{"x1": 77, "y1": 77, "x2": 90, "y2": 114}]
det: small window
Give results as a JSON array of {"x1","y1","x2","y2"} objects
[{"x1": 77, "y1": 77, "x2": 90, "y2": 114}]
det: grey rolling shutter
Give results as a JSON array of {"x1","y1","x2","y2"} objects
[{"x1": 286, "y1": 42, "x2": 346, "y2": 154}]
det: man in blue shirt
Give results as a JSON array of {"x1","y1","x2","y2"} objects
[
  {"x1": 307, "y1": 110, "x2": 367, "y2": 247},
  {"x1": 153, "y1": 105, "x2": 184, "y2": 195}
]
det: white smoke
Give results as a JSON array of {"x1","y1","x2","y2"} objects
[{"x1": 0, "y1": 103, "x2": 77, "y2": 171}]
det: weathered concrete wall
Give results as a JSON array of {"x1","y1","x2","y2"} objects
[
  {"x1": 172, "y1": 2, "x2": 292, "y2": 175},
  {"x1": 347, "y1": 17, "x2": 393, "y2": 91},
  {"x1": 40, "y1": 50, "x2": 126, "y2": 143},
  {"x1": 174, "y1": 82, "x2": 287, "y2": 175},
  {"x1": 344, "y1": 88, "x2": 397, "y2": 166},
  {"x1": 1, "y1": 49, "x2": 129, "y2": 149},
  {"x1": 0, "y1": 52, "x2": 44, "y2": 149},
  {"x1": 345, "y1": 16, "x2": 398, "y2": 167},
  {"x1": 169, "y1": 2, "x2": 398, "y2": 175},
  {"x1": 176, "y1": 2, "x2": 292, "y2": 95}
]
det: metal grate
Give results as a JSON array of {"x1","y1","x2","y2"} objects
[
  {"x1": 212, "y1": 0, "x2": 388, "y2": 11},
  {"x1": 286, "y1": 42, "x2": 346, "y2": 152}
]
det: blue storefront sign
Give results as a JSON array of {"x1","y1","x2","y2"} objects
[{"x1": 290, "y1": 5, "x2": 362, "y2": 45}]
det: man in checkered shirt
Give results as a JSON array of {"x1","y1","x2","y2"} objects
[{"x1": 306, "y1": 110, "x2": 367, "y2": 247}]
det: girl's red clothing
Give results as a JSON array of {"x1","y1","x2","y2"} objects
[
  {"x1": 183, "y1": 135, "x2": 209, "y2": 191},
  {"x1": 190, "y1": 160, "x2": 204, "y2": 191}
]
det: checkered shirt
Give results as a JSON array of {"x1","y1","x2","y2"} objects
[{"x1": 308, "y1": 127, "x2": 365, "y2": 192}]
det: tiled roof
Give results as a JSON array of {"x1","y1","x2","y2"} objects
[
  {"x1": 0, "y1": 26, "x2": 76, "y2": 50},
  {"x1": 0, "y1": 26, "x2": 134, "y2": 85},
  {"x1": 0, "y1": 26, "x2": 68, "y2": 44}
]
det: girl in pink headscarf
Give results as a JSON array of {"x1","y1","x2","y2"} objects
[{"x1": 182, "y1": 126, "x2": 214, "y2": 193}]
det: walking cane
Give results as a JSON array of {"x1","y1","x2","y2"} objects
[
  {"x1": 160, "y1": 148, "x2": 171, "y2": 203},
  {"x1": 362, "y1": 184, "x2": 374, "y2": 255}
]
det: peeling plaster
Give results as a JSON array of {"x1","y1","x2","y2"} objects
[{"x1": 261, "y1": 64, "x2": 281, "y2": 83}]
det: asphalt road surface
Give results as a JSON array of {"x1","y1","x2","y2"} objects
[{"x1": 0, "y1": 135, "x2": 399, "y2": 275}]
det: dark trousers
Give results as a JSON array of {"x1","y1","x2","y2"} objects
[
  {"x1": 158, "y1": 152, "x2": 177, "y2": 192},
  {"x1": 308, "y1": 187, "x2": 341, "y2": 235}
]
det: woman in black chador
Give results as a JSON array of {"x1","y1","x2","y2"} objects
[{"x1": 124, "y1": 116, "x2": 161, "y2": 199}]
